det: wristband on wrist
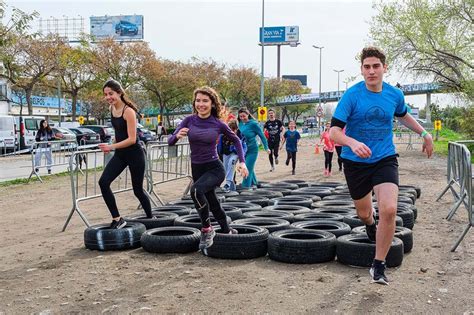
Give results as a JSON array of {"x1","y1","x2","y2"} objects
[{"x1": 421, "y1": 130, "x2": 428, "y2": 138}]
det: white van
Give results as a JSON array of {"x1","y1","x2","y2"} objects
[
  {"x1": 14, "y1": 116, "x2": 45, "y2": 149},
  {"x1": 0, "y1": 115, "x2": 17, "y2": 152}
]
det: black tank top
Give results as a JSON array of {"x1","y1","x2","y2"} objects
[{"x1": 111, "y1": 105, "x2": 139, "y2": 151}]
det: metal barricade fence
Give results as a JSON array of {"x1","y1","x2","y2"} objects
[
  {"x1": 146, "y1": 139, "x2": 192, "y2": 205},
  {"x1": 436, "y1": 141, "x2": 473, "y2": 251},
  {"x1": 28, "y1": 140, "x2": 80, "y2": 183},
  {"x1": 393, "y1": 131, "x2": 424, "y2": 150},
  {"x1": 62, "y1": 146, "x2": 158, "y2": 231}
]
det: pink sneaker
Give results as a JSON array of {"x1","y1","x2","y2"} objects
[{"x1": 324, "y1": 169, "x2": 328, "y2": 176}]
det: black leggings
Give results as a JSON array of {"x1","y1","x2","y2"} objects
[
  {"x1": 286, "y1": 150, "x2": 297, "y2": 171},
  {"x1": 324, "y1": 150, "x2": 334, "y2": 172},
  {"x1": 190, "y1": 160, "x2": 230, "y2": 232},
  {"x1": 335, "y1": 146, "x2": 343, "y2": 170},
  {"x1": 268, "y1": 138, "x2": 280, "y2": 166},
  {"x1": 99, "y1": 147, "x2": 152, "y2": 218}
]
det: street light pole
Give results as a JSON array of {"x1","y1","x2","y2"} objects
[
  {"x1": 333, "y1": 69, "x2": 344, "y2": 102},
  {"x1": 312, "y1": 45, "x2": 323, "y2": 132}
]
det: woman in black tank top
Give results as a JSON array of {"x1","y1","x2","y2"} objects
[{"x1": 98, "y1": 79, "x2": 152, "y2": 229}]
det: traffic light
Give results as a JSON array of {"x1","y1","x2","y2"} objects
[{"x1": 258, "y1": 106, "x2": 268, "y2": 121}]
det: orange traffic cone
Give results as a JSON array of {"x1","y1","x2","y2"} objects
[{"x1": 314, "y1": 145, "x2": 320, "y2": 154}]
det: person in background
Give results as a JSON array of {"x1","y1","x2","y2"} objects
[
  {"x1": 264, "y1": 109, "x2": 284, "y2": 172},
  {"x1": 320, "y1": 121, "x2": 335, "y2": 176},
  {"x1": 238, "y1": 107, "x2": 270, "y2": 188},
  {"x1": 217, "y1": 119, "x2": 247, "y2": 192},
  {"x1": 168, "y1": 87, "x2": 248, "y2": 252},
  {"x1": 98, "y1": 79, "x2": 153, "y2": 229},
  {"x1": 334, "y1": 127, "x2": 346, "y2": 172},
  {"x1": 280, "y1": 120, "x2": 300, "y2": 175},
  {"x1": 156, "y1": 121, "x2": 167, "y2": 140},
  {"x1": 34, "y1": 119, "x2": 57, "y2": 175}
]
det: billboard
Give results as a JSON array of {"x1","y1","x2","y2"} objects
[
  {"x1": 90, "y1": 15, "x2": 143, "y2": 40},
  {"x1": 259, "y1": 26, "x2": 299, "y2": 45},
  {"x1": 282, "y1": 75, "x2": 307, "y2": 86}
]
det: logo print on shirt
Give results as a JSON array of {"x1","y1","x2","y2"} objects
[{"x1": 365, "y1": 106, "x2": 386, "y2": 127}]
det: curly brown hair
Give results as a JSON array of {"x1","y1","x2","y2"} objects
[
  {"x1": 192, "y1": 86, "x2": 222, "y2": 119},
  {"x1": 360, "y1": 46, "x2": 386, "y2": 65}
]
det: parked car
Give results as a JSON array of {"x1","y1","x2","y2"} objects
[
  {"x1": 115, "y1": 20, "x2": 138, "y2": 36},
  {"x1": 0, "y1": 115, "x2": 17, "y2": 152},
  {"x1": 81, "y1": 125, "x2": 115, "y2": 143},
  {"x1": 137, "y1": 127, "x2": 155, "y2": 143},
  {"x1": 69, "y1": 127, "x2": 101, "y2": 145},
  {"x1": 51, "y1": 127, "x2": 77, "y2": 142}
]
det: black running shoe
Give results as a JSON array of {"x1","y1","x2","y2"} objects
[
  {"x1": 110, "y1": 217, "x2": 126, "y2": 229},
  {"x1": 365, "y1": 214, "x2": 377, "y2": 242},
  {"x1": 369, "y1": 262, "x2": 389, "y2": 285}
]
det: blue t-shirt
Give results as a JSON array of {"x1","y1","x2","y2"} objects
[
  {"x1": 284, "y1": 130, "x2": 300, "y2": 152},
  {"x1": 333, "y1": 81, "x2": 407, "y2": 163},
  {"x1": 239, "y1": 119, "x2": 269, "y2": 153}
]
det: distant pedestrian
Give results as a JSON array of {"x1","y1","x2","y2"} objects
[
  {"x1": 238, "y1": 107, "x2": 270, "y2": 188},
  {"x1": 34, "y1": 119, "x2": 57, "y2": 174},
  {"x1": 156, "y1": 121, "x2": 167, "y2": 140},
  {"x1": 334, "y1": 127, "x2": 346, "y2": 172},
  {"x1": 320, "y1": 122, "x2": 335, "y2": 176},
  {"x1": 280, "y1": 120, "x2": 300, "y2": 175},
  {"x1": 264, "y1": 109, "x2": 284, "y2": 172}
]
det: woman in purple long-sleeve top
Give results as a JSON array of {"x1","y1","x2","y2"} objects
[{"x1": 168, "y1": 86, "x2": 248, "y2": 253}]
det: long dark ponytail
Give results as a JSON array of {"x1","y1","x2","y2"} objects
[{"x1": 103, "y1": 79, "x2": 139, "y2": 112}]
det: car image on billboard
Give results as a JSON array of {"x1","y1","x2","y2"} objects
[{"x1": 115, "y1": 20, "x2": 138, "y2": 36}]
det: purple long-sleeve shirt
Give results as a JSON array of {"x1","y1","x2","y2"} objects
[{"x1": 168, "y1": 115, "x2": 246, "y2": 164}]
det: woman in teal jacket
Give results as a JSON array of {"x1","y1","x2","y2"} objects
[{"x1": 238, "y1": 107, "x2": 270, "y2": 188}]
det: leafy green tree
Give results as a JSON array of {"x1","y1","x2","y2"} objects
[{"x1": 370, "y1": 0, "x2": 473, "y2": 99}]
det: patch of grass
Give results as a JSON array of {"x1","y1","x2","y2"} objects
[
  {"x1": 0, "y1": 169, "x2": 71, "y2": 188},
  {"x1": 431, "y1": 128, "x2": 474, "y2": 163}
]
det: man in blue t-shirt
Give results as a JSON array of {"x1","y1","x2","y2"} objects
[{"x1": 330, "y1": 47, "x2": 433, "y2": 285}]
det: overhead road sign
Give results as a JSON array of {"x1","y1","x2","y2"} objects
[{"x1": 259, "y1": 26, "x2": 299, "y2": 46}]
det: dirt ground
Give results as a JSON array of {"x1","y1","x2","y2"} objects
[{"x1": 1, "y1": 138, "x2": 473, "y2": 314}]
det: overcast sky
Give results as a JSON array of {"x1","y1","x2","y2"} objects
[{"x1": 6, "y1": 0, "x2": 454, "y2": 108}]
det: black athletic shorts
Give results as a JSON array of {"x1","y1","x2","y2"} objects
[{"x1": 343, "y1": 154, "x2": 399, "y2": 200}]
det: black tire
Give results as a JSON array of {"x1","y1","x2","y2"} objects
[
  {"x1": 343, "y1": 214, "x2": 403, "y2": 229},
  {"x1": 323, "y1": 194, "x2": 353, "y2": 201},
  {"x1": 221, "y1": 202, "x2": 262, "y2": 213},
  {"x1": 227, "y1": 195, "x2": 270, "y2": 207},
  {"x1": 180, "y1": 194, "x2": 225, "y2": 203},
  {"x1": 263, "y1": 205, "x2": 311, "y2": 215},
  {"x1": 220, "y1": 204, "x2": 243, "y2": 220},
  {"x1": 174, "y1": 214, "x2": 231, "y2": 229},
  {"x1": 291, "y1": 220, "x2": 352, "y2": 237},
  {"x1": 399, "y1": 185, "x2": 421, "y2": 199},
  {"x1": 307, "y1": 181, "x2": 345, "y2": 188},
  {"x1": 336, "y1": 234, "x2": 404, "y2": 267},
  {"x1": 394, "y1": 203, "x2": 418, "y2": 221},
  {"x1": 395, "y1": 207, "x2": 415, "y2": 229},
  {"x1": 167, "y1": 199, "x2": 196, "y2": 208},
  {"x1": 312, "y1": 200, "x2": 355, "y2": 208},
  {"x1": 242, "y1": 210, "x2": 295, "y2": 223},
  {"x1": 124, "y1": 212, "x2": 178, "y2": 229},
  {"x1": 255, "y1": 186, "x2": 293, "y2": 196},
  {"x1": 234, "y1": 218, "x2": 290, "y2": 233},
  {"x1": 267, "y1": 196, "x2": 313, "y2": 208},
  {"x1": 280, "y1": 179, "x2": 309, "y2": 188},
  {"x1": 260, "y1": 182, "x2": 299, "y2": 190},
  {"x1": 397, "y1": 195, "x2": 414, "y2": 205},
  {"x1": 151, "y1": 205, "x2": 193, "y2": 216},
  {"x1": 289, "y1": 193, "x2": 322, "y2": 202},
  {"x1": 292, "y1": 187, "x2": 333, "y2": 198},
  {"x1": 84, "y1": 222, "x2": 146, "y2": 251},
  {"x1": 215, "y1": 190, "x2": 240, "y2": 198},
  {"x1": 293, "y1": 212, "x2": 345, "y2": 222},
  {"x1": 315, "y1": 208, "x2": 356, "y2": 216},
  {"x1": 240, "y1": 189, "x2": 284, "y2": 199},
  {"x1": 351, "y1": 226, "x2": 413, "y2": 253},
  {"x1": 205, "y1": 224, "x2": 269, "y2": 259},
  {"x1": 268, "y1": 229, "x2": 336, "y2": 264},
  {"x1": 398, "y1": 192, "x2": 416, "y2": 205},
  {"x1": 140, "y1": 226, "x2": 200, "y2": 253}
]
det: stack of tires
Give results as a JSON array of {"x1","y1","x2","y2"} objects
[{"x1": 83, "y1": 181, "x2": 420, "y2": 268}]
